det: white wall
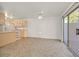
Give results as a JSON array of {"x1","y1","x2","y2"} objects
[{"x1": 27, "y1": 17, "x2": 62, "y2": 40}]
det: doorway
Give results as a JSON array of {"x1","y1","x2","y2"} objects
[
  {"x1": 63, "y1": 7, "x2": 79, "y2": 56},
  {"x1": 68, "y1": 7, "x2": 79, "y2": 56}
]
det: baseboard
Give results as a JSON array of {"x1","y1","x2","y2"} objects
[{"x1": 26, "y1": 37, "x2": 61, "y2": 41}]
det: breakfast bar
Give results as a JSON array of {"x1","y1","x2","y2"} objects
[{"x1": 0, "y1": 32, "x2": 16, "y2": 47}]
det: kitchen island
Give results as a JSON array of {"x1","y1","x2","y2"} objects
[{"x1": 0, "y1": 32, "x2": 16, "y2": 47}]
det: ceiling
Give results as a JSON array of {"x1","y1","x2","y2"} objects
[{"x1": 0, "y1": 2, "x2": 72, "y2": 19}]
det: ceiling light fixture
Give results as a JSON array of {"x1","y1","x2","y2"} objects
[
  {"x1": 9, "y1": 16, "x2": 13, "y2": 19},
  {"x1": 5, "y1": 11, "x2": 8, "y2": 19},
  {"x1": 5, "y1": 11, "x2": 9, "y2": 18},
  {"x1": 38, "y1": 10, "x2": 44, "y2": 19},
  {"x1": 5, "y1": 11, "x2": 13, "y2": 19},
  {"x1": 38, "y1": 15, "x2": 43, "y2": 19}
]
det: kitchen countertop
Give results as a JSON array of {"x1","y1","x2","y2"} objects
[{"x1": 0, "y1": 31, "x2": 16, "y2": 33}]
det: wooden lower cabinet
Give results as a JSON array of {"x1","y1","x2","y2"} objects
[
  {"x1": 0, "y1": 12, "x2": 5, "y2": 24},
  {"x1": 0, "y1": 32, "x2": 16, "y2": 47},
  {"x1": 18, "y1": 29, "x2": 28, "y2": 39}
]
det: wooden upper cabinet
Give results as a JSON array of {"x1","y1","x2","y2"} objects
[{"x1": 0, "y1": 12, "x2": 5, "y2": 24}]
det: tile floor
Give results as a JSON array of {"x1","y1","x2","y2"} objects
[{"x1": 0, "y1": 38, "x2": 74, "y2": 57}]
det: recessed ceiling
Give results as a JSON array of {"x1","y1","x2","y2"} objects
[{"x1": 0, "y1": 2, "x2": 72, "y2": 19}]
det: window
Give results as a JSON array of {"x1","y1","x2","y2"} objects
[
  {"x1": 69, "y1": 8, "x2": 79, "y2": 23},
  {"x1": 64, "y1": 16, "x2": 68, "y2": 23}
]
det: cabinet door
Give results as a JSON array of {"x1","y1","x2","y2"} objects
[{"x1": 0, "y1": 12, "x2": 5, "y2": 24}]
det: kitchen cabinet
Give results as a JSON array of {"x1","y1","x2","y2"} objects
[{"x1": 0, "y1": 12, "x2": 5, "y2": 24}]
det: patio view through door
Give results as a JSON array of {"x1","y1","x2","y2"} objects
[{"x1": 63, "y1": 7, "x2": 79, "y2": 56}]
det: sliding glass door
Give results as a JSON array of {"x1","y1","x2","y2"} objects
[
  {"x1": 63, "y1": 16, "x2": 69, "y2": 45},
  {"x1": 63, "y1": 7, "x2": 79, "y2": 56},
  {"x1": 69, "y1": 7, "x2": 79, "y2": 56}
]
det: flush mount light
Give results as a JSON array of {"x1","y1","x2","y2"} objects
[
  {"x1": 5, "y1": 11, "x2": 9, "y2": 19},
  {"x1": 37, "y1": 10, "x2": 44, "y2": 19},
  {"x1": 9, "y1": 16, "x2": 13, "y2": 19},
  {"x1": 5, "y1": 11, "x2": 14, "y2": 19},
  {"x1": 38, "y1": 15, "x2": 43, "y2": 19},
  {"x1": 5, "y1": 12, "x2": 8, "y2": 17}
]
